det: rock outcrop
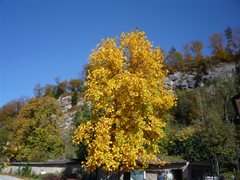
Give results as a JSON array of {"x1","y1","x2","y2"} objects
[
  {"x1": 58, "y1": 95, "x2": 76, "y2": 131},
  {"x1": 166, "y1": 63, "x2": 236, "y2": 90}
]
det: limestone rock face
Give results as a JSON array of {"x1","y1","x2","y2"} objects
[
  {"x1": 167, "y1": 63, "x2": 236, "y2": 90},
  {"x1": 58, "y1": 96, "x2": 72, "y2": 113},
  {"x1": 58, "y1": 95, "x2": 76, "y2": 132}
]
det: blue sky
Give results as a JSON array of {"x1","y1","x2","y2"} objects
[{"x1": 0, "y1": 0, "x2": 240, "y2": 107}]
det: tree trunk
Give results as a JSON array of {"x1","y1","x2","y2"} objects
[
  {"x1": 198, "y1": 92, "x2": 205, "y2": 125},
  {"x1": 215, "y1": 157, "x2": 220, "y2": 176},
  {"x1": 224, "y1": 98, "x2": 229, "y2": 122},
  {"x1": 117, "y1": 171, "x2": 123, "y2": 180}
]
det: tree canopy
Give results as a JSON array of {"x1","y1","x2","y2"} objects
[
  {"x1": 73, "y1": 30, "x2": 175, "y2": 172},
  {"x1": 160, "y1": 77, "x2": 238, "y2": 175},
  {"x1": 4, "y1": 97, "x2": 65, "y2": 162}
]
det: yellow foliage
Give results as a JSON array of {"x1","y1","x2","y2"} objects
[
  {"x1": 73, "y1": 30, "x2": 175, "y2": 172},
  {"x1": 175, "y1": 127, "x2": 195, "y2": 142}
]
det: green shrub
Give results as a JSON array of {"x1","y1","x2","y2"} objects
[
  {"x1": 19, "y1": 166, "x2": 32, "y2": 177},
  {"x1": 16, "y1": 165, "x2": 39, "y2": 179},
  {"x1": 224, "y1": 172, "x2": 240, "y2": 180},
  {"x1": 71, "y1": 91, "x2": 78, "y2": 106}
]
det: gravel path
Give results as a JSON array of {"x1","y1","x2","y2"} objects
[{"x1": 0, "y1": 175, "x2": 23, "y2": 180}]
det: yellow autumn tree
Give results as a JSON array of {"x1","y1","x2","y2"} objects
[{"x1": 73, "y1": 30, "x2": 175, "y2": 173}]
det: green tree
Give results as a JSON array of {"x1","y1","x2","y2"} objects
[
  {"x1": 54, "y1": 80, "x2": 68, "y2": 98},
  {"x1": 160, "y1": 126, "x2": 209, "y2": 161},
  {"x1": 165, "y1": 76, "x2": 238, "y2": 175},
  {"x1": 200, "y1": 112, "x2": 235, "y2": 176},
  {"x1": 44, "y1": 84, "x2": 55, "y2": 97},
  {"x1": 165, "y1": 47, "x2": 184, "y2": 71},
  {"x1": 174, "y1": 90, "x2": 199, "y2": 125},
  {"x1": 69, "y1": 79, "x2": 84, "y2": 106},
  {"x1": 68, "y1": 79, "x2": 84, "y2": 92},
  {"x1": 5, "y1": 97, "x2": 65, "y2": 162},
  {"x1": 73, "y1": 101, "x2": 93, "y2": 160}
]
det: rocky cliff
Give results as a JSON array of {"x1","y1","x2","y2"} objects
[{"x1": 165, "y1": 63, "x2": 236, "y2": 90}]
